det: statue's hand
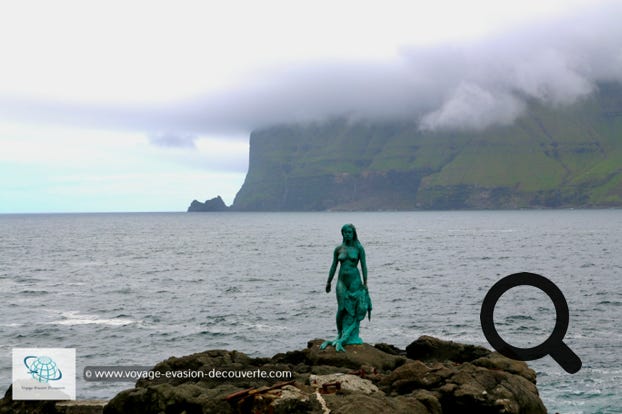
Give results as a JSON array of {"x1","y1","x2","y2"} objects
[{"x1": 325, "y1": 282, "x2": 331, "y2": 293}]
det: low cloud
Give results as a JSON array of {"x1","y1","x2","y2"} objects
[
  {"x1": 148, "y1": 132, "x2": 197, "y2": 149},
  {"x1": 1, "y1": 2, "x2": 621, "y2": 135},
  {"x1": 419, "y1": 83, "x2": 526, "y2": 131},
  {"x1": 176, "y1": 1, "x2": 622, "y2": 132}
]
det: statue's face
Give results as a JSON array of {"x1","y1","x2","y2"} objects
[{"x1": 342, "y1": 227, "x2": 354, "y2": 241}]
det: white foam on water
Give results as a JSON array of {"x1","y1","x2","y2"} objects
[{"x1": 49, "y1": 311, "x2": 135, "y2": 326}]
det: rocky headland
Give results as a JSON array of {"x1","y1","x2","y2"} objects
[
  {"x1": 1, "y1": 336, "x2": 548, "y2": 414},
  {"x1": 187, "y1": 196, "x2": 229, "y2": 212}
]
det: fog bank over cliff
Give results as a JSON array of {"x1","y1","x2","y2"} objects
[
  {"x1": 230, "y1": 83, "x2": 622, "y2": 211},
  {"x1": 174, "y1": 2, "x2": 622, "y2": 138}
]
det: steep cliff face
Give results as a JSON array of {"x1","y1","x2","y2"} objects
[{"x1": 232, "y1": 84, "x2": 622, "y2": 210}]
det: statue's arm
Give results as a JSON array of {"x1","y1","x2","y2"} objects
[
  {"x1": 360, "y1": 246, "x2": 368, "y2": 287},
  {"x1": 326, "y1": 247, "x2": 339, "y2": 293}
]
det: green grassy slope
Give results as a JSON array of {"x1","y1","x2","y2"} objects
[{"x1": 232, "y1": 83, "x2": 622, "y2": 210}]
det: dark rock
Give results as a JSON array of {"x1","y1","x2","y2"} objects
[
  {"x1": 0, "y1": 385, "x2": 57, "y2": 414},
  {"x1": 373, "y1": 343, "x2": 407, "y2": 356},
  {"x1": 304, "y1": 339, "x2": 407, "y2": 371},
  {"x1": 0, "y1": 336, "x2": 546, "y2": 414},
  {"x1": 472, "y1": 352, "x2": 537, "y2": 383},
  {"x1": 322, "y1": 393, "x2": 431, "y2": 414},
  {"x1": 438, "y1": 363, "x2": 544, "y2": 414},
  {"x1": 0, "y1": 385, "x2": 106, "y2": 414},
  {"x1": 410, "y1": 389, "x2": 443, "y2": 414},
  {"x1": 380, "y1": 360, "x2": 453, "y2": 394},
  {"x1": 271, "y1": 349, "x2": 308, "y2": 365},
  {"x1": 55, "y1": 400, "x2": 107, "y2": 414},
  {"x1": 406, "y1": 335, "x2": 491, "y2": 363},
  {"x1": 187, "y1": 196, "x2": 229, "y2": 212},
  {"x1": 100, "y1": 336, "x2": 548, "y2": 413}
]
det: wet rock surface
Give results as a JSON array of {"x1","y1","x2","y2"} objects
[
  {"x1": 1, "y1": 336, "x2": 547, "y2": 413},
  {"x1": 104, "y1": 336, "x2": 546, "y2": 413}
]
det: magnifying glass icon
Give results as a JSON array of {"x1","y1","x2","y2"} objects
[{"x1": 480, "y1": 272, "x2": 582, "y2": 374}]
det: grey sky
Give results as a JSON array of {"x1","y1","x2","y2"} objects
[
  {"x1": 1, "y1": 0, "x2": 620, "y2": 212},
  {"x1": 2, "y1": 1, "x2": 621, "y2": 140}
]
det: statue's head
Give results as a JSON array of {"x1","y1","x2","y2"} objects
[{"x1": 341, "y1": 223, "x2": 358, "y2": 243}]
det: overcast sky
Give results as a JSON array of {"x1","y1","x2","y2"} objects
[{"x1": 1, "y1": 0, "x2": 621, "y2": 213}]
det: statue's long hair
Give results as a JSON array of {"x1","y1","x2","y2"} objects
[{"x1": 341, "y1": 223, "x2": 362, "y2": 249}]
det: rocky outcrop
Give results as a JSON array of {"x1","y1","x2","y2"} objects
[
  {"x1": 0, "y1": 386, "x2": 106, "y2": 414},
  {"x1": 0, "y1": 385, "x2": 56, "y2": 414},
  {"x1": 0, "y1": 336, "x2": 546, "y2": 413},
  {"x1": 101, "y1": 336, "x2": 546, "y2": 414},
  {"x1": 187, "y1": 196, "x2": 229, "y2": 212}
]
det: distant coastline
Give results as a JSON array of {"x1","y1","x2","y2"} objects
[{"x1": 190, "y1": 83, "x2": 622, "y2": 212}]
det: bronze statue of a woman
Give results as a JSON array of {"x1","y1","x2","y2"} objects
[{"x1": 321, "y1": 224, "x2": 372, "y2": 352}]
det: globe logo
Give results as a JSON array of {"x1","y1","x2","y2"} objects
[{"x1": 23, "y1": 355, "x2": 63, "y2": 383}]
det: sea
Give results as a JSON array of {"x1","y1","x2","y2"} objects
[{"x1": 0, "y1": 210, "x2": 620, "y2": 413}]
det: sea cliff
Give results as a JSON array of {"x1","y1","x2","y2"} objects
[{"x1": 222, "y1": 83, "x2": 622, "y2": 211}]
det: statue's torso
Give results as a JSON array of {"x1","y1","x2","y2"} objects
[{"x1": 337, "y1": 245, "x2": 361, "y2": 290}]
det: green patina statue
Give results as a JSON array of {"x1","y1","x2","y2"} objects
[{"x1": 321, "y1": 224, "x2": 372, "y2": 352}]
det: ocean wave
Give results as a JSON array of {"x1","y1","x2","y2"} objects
[
  {"x1": 0, "y1": 322, "x2": 23, "y2": 327},
  {"x1": 504, "y1": 314, "x2": 536, "y2": 321},
  {"x1": 48, "y1": 311, "x2": 135, "y2": 326},
  {"x1": 597, "y1": 300, "x2": 621, "y2": 306},
  {"x1": 18, "y1": 290, "x2": 49, "y2": 296}
]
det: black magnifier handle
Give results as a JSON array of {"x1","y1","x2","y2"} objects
[{"x1": 550, "y1": 341, "x2": 582, "y2": 374}]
